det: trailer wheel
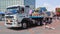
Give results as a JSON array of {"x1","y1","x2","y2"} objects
[
  {"x1": 22, "y1": 23, "x2": 27, "y2": 29},
  {"x1": 37, "y1": 22, "x2": 40, "y2": 26}
]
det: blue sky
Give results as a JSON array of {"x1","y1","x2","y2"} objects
[{"x1": 36, "y1": 0, "x2": 60, "y2": 11}]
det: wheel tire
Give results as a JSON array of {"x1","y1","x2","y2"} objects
[
  {"x1": 37, "y1": 22, "x2": 40, "y2": 26},
  {"x1": 22, "y1": 23, "x2": 27, "y2": 29}
]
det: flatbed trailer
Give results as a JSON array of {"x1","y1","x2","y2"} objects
[{"x1": 29, "y1": 16, "x2": 44, "y2": 26}]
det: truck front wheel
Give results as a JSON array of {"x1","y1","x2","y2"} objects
[{"x1": 22, "y1": 23, "x2": 28, "y2": 29}]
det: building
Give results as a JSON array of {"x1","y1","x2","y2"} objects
[
  {"x1": 0, "y1": 0, "x2": 35, "y2": 12},
  {"x1": 24, "y1": 0, "x2": 35, "y2": 9}
]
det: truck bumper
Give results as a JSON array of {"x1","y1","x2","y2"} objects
[{"x1": 5, "y1": 24, "x2": 22, "y2": 28}]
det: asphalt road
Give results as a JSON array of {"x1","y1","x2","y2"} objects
[{"x1": 0, "y1": 19, "x2": 60, "y2": 34}]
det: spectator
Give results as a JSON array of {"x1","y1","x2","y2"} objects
[{"x1": 43, "y1": 12, "x2": 55, "y2": 29}]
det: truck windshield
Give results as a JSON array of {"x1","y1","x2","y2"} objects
[
  {"x1": 6, "y1": 9, "x2": 17, "y2": 15},
  {"x1": 6, "y1": 7, "x2": 19, "y2": 14}
]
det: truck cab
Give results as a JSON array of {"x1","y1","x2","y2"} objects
[{"x1": 5, "y1": 5, "x2": 31, "y2": 28}]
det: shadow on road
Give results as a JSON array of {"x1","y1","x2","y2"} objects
[{"x1": 8, "y1": 25, "x2": 43, "y2": 31}]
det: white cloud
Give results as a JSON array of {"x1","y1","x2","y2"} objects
[
  {"x1": 40, "y1": 3, "x2": 55, "y2": 12},
  {"x1": 36, "y1": 2, "x2": 60, "y2": 12},
  {"x1": 43, "y1": 3, "x2": 54, "y2": 11},
  {"x1": 56, "y1": 5, "x2": 60, "y2": 8}
]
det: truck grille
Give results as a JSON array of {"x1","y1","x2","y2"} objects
[{"x1": 6, "y1": 23, "x2": 12, "y2": 25}]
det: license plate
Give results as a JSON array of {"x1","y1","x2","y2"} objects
[
  {"x1": 6, "y1": 19, "x2": 11, "y2": 23},
  {"x1": 8, "y1": 20, "x2": 10, "y2": 23}
]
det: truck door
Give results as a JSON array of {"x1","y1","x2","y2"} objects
[{"x1": 17, "y1": 7, "x2": 25, "y2": 22}]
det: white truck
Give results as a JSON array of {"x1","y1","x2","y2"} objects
[
  {"x1": 5, "y1": 5, "x2": 44, "y2": 29},
  {"x1": 5, "y1": 5, "x2": 34, "y2": 28}
]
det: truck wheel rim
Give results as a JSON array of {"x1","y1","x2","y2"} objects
[
  {"x1": 37, "y1": 22, "x2": 40, "y2": 25},
  {"x1": 23, "y1": 23, "x2": 27, "y2": 28}
]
